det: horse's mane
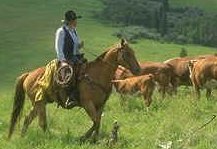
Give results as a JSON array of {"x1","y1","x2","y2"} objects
[
  {"x1": 95, "y1": 51, "x2": 107, "y2": 61},
  {"x1": 86, "y1": 43, "x2": 120, "y2": 69},
  {"x1": 94, "y1": 43, "x2": 120, "y2": 62}
]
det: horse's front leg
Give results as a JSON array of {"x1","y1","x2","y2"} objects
[
  {"x1": 90, "y1": 108, "x2": 103, "y2": 142},
  {"x1": 81, "y1": 123, "x2": 95, "y2": 141},
  {"x1": 81, "y1": 102, "x2": 102, "y2": 142}
]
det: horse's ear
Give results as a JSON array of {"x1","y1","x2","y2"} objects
[{"x1": 121, "y1": 38, "x2": 128, "y2": 47}]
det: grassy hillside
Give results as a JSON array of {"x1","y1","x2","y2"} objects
[
  {"x1": 170, "y1": 0, "x2": 217, "y2": 12},
  {"x1": 0, "y1": 0, "x2": 216, "y2": 91},
  {"x1": 0, "y1": 0, "x2": 115, "y2": 91},
  {"x1": 0, "y1": 0, "x2": 217, "y2": 149}
]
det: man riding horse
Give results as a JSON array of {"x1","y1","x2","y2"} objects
[
  {"x1": 54, "y1": 10, "x2": 87, "y2": 107},
  {"x1": 35, "y1": 10, "x2": 86, "y2": 108},
  {"x1": 8, "y1": 38, "x2": 141, "y2": 140}
]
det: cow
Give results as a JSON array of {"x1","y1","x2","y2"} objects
[
  {"x1": 164, "y1": 57, "x2": 194, "y2": 94},
  {"x1": 114, "y1": 61, "x2": 173, "y2": 98},
  {"x1": 164, "y1": 54, "x2": 216, "y2": 94},
  {"x1": 112, "y1": 74, "x2": 155, "y2": 107},
  {"x1": 189, "y1": 57, "x2": 217, "y2": 99},
  {"x1": 139, "y1": 62, "x2": 173, "y2": 98}
]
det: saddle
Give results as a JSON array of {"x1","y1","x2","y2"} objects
[{"x1": 54, "y1": 60, "x2": 87, "y2": 108}]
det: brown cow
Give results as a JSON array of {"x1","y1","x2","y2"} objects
[
  {"x1": 139, "y1": 62, "x2": 173, "y2": 98},
  {"x1": 189, "y1": 57, "x2": 217, "y2": 99},
  {"x1": 112, "y1": 74, "x2": 155, "y2": 107},
  {"x1": 164, "y1": 57, "x2": 194, "y2": 94},
  {"x1": 164, "y1": 55, "x2": 216, "y2": 94},
  {"x1": 114, "y1": 62, "x2": 173, "y2": 98}
]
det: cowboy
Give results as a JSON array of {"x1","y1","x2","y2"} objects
[
  {"x1": 55, "y1": 10, "x2": 84, "y2": 63},
  {"x1": 55, "y1": 10, "x2": 85, "y2": 107}
]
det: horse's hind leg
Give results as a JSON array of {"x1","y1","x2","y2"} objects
[
  {"x1": 21, "y1": 100, "x2": 45, "y2": 136},
  {"x1": 21, "y1": 105, "x2": 38, "y2": 136},
  {"x1": 38, "y1": 101, "x2": 47, "y2": 132}
]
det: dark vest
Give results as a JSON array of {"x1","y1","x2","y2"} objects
[{"x1": 63, "y1": 26, "x2": 74, "y2": 61}]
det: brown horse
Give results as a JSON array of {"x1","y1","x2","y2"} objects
[{"x1": 8, "y1": 39, "x2": 141, "y2": 141}]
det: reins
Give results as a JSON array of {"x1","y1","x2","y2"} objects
[
  {"x1": 83, "y1": 46, "x2": 127, "y2": 72},
  {"x1": 80, "y1": 46, "x2": 124, "y2": 95},
  {"x1": 82, "y1": 74, "x2": 111, "y2": 95}
]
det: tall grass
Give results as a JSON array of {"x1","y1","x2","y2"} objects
[{"x1": 1, "y1": 91, "x2": 217, "y2": 149}]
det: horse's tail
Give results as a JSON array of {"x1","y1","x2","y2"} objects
[{"x1": 8, "y1": 73, "x2": 29, "y2": 139}]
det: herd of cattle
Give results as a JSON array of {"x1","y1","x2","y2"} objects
[{"x1": 112, "y1": 54, "x2": 217, "y2": 106}]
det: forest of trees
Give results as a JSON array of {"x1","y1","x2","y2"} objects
[{"x1": 98, "y1": 0, "x2": 217, "y2": 47}]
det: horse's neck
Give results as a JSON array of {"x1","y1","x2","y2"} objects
[
  {"x1": 87, "y1": 49, "x2": 119, "y2": 84},
  {"x1": 101, "y1": 52, "x2": 119, "y2": 80}
]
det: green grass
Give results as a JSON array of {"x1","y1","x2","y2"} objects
[
  {"x1": 131, "y1": 39, "x2": 216, "y2": 62},
  {"x1": 1, "y1": 91, "x2": 217, "y2": 149},
  {"x1": 170, "y1": 0, "x2": 217, "y2": 12},
  {"x1": 1, "y1": 0, "x2": 217, "y2": 148}
]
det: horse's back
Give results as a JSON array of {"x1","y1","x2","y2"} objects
[{"x1": 23, "y1": 67, "x2": 45, "y2": 95}]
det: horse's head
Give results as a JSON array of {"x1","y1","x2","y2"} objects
[{"x1": 117, "y1": 39, "x2": 141, "y2": 75}]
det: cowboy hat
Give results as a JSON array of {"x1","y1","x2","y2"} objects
[{"x1": 62, "y1": 10, "x2": 82, "y2": 23}]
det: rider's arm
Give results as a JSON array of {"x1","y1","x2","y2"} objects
[{"x1": 55, "y1": 28, "x2": 66, "y2": 61}]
